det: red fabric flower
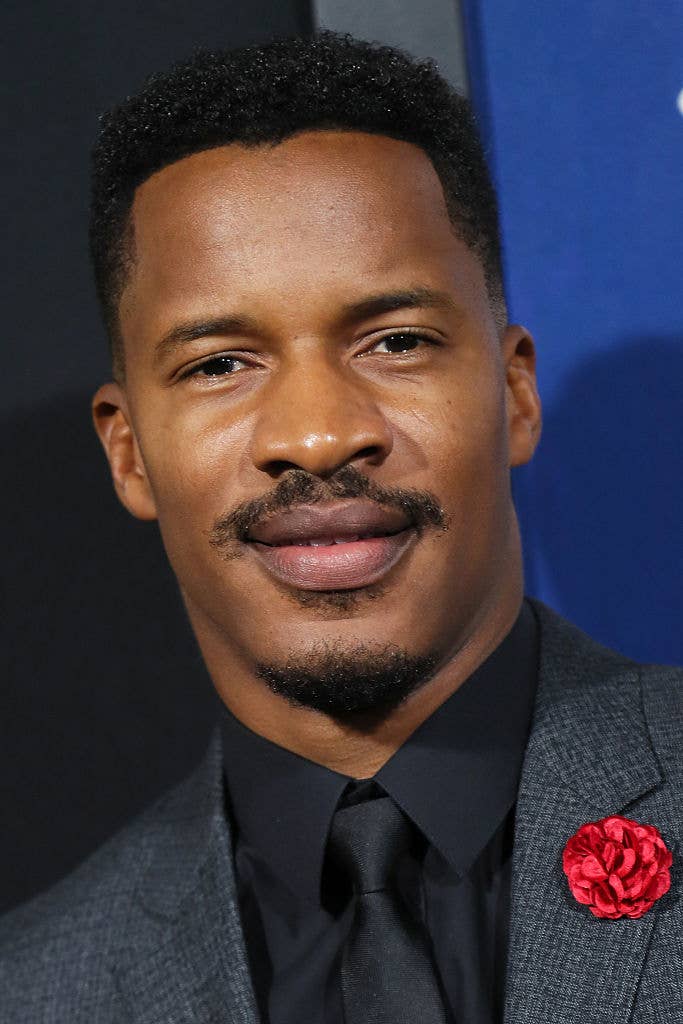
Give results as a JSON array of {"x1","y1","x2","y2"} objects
[{"x1": 562, "y1": 815, "x2": 673, "y2": 919}]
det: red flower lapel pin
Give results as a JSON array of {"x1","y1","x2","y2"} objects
[{"x1": 562, "y1": 815, "x2": 673, "y2": 919}]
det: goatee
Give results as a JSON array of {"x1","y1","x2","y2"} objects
[{"x1": 255, "y1": 641, "x2": 437, "y2": 721}]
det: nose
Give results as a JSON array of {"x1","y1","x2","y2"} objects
[{"x1": 250, "y1": 355, "x2": 393, "y2": 478}]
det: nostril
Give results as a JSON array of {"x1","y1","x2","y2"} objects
[
  {"x1": 355, "y1": 444, "x2": 385, "y2": 464},
  {"x1": 263, "y1": 459, "x2": 303, "y2": 478}
]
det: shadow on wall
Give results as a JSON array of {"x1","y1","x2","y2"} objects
[
  {"x1": 515, "y1": 335, "x2": 683, "y2": 666},
  {"x1": 0, "y1": 392, "x2": 220, "y2": 914}
]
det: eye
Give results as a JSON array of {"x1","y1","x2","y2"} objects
[
  {"x1": 181, "y1": 355, "x2": 248, "y2": 378},
  {"x1": 369, "y1": 331, "x2": 431, "y2": 354}
]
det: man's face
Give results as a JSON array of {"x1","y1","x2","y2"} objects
[{"x1": 96, "y1": 131, "x2": 540, "y2": 714}]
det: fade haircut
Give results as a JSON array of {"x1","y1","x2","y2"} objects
[{"x1": 89, "y1": 31, "x2": 505, "y2": 381}]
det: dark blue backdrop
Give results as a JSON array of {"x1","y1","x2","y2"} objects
[{"x1": 464, "y1": 0, "x2": 683, "y2": 664}]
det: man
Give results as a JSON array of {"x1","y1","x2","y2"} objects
[{"x1": 0, "y1": 30, "x2": 680, "y2": 1024}]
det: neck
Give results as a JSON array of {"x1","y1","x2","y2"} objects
[{"x1": 189, "y1": 576, "x2": 524, "y2": 779}]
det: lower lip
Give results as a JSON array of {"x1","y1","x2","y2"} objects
[{"x1": 248, "y1": 530, "x2": 417, "y2": 591}]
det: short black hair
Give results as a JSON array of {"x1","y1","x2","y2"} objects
[{"x1": 89, "y1": 30, "x2": 504, "y2": 380}]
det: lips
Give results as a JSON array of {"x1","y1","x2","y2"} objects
[{"x1": 245, "y1": 500, "x2": 416, "y2": 590}]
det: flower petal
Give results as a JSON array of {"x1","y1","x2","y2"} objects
[
  {"x1": 608, "y1": 872, "x2": 625, "y2": 901},
  {"x1": 616, "y1": 847, "x2": 637, "y2": 877},
  {"x1": 582, "y1": 854, "x2": 608, "y2": 881}
]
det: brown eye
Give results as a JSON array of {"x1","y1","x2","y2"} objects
[
  {"x1": 185, "y1": 355, "x2": 246, "y2": 377},
  {"x1": 372, "y1": 333, "x2": 426, "y2": 354}
]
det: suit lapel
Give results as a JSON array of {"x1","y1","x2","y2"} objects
[
  {"x1": 109, "y1": 603, "x2": 670, "y2": 1023},
  {"x1": 113, "y1": 730, "x2": 260, "y2": 1024},
  {"x1": 504, "y1": 601, "x2": 664, "y2": 1024}
]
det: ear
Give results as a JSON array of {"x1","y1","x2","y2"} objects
[
  {"x1": 502, "y1": 324, "x2": 542, "y2": 467},
  {"x1": 92, "y1": 382, "x2": 158, "y2": 521}
]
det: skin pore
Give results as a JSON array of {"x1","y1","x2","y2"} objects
[{"x1": 92, "y1": 131, "x2": 541, "y2": 778}]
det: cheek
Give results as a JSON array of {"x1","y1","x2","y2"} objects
[
  {"x1": 396, "y1": 369, "x2": 509, "y2": 507},
  {"x1": 136, "y1": 403, "x2": 252, "y2": 533}
]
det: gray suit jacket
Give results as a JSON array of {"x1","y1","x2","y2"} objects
[{"x1": 1, "y1": 601, "x2": 681, "y2": 1023}]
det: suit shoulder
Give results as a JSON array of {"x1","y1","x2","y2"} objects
[
  {"x1": 4, "y1": 764, "x2": 205, "y2": 944},
  {"x1": 1, "y1": 808, "x2": 145, "y2": 951},
  {"x1": 639, "y1": 661, "x2": 683, "y2": 775},
  {"x1": 639, "y1": 659, "x2": 683, "y2": 694},
  {"x1": 0, "y1": 774, "x2": 192, "y2": 1018},
  {"x1": 530, "y1": 598, "x2": 681, "y2": 688},
  {"x1": 0, "y1": 824, "x2": 132, "y2": 1020},
  {"x1": 0, "y1": 735, "x2": 217, "y2": 954},
  {"x1": 0, "y1": 732, "x2": 221, "y2": 1022}
]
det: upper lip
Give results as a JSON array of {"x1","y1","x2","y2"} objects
[{"x1": 246, "y1": 500, "x2": 413, "y2": 546}]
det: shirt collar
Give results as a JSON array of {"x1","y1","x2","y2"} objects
[
  {"x1": 376, "y1": 599, "x2": 538, "y2": 875},
  {"x1": 220, "y1": 704, "x2": 349, "y2": 902},
  {"x1": 221, "y1": 599, "x2": 538, "y2": 903}
]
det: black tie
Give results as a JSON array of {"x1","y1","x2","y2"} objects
[{"x1": 327, "y1": 783, "x2": 449, "y2": 1024}]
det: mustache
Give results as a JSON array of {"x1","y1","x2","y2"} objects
[{"x1": 208, "y1": 465, "x2": 448, "y2": 550}]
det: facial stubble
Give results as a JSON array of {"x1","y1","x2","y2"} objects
[
  {"x1": 210, "y1": 465, "x2": 448, "y2": 720},
  {"x1": 255, "y1": 638, "x2": 439, "y2": 722}
]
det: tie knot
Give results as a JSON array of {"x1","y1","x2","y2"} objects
[{"x1": 328, "y1": 792, "x2": 416, "y2": 895}]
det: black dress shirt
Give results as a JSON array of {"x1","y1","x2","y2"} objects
[{"x1": 220, "y1": 600, "x2": 539, "y2": 1024}]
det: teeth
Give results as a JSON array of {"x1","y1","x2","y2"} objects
[
  {"x1": 272, "y1": 533, "x2": 386, "y2": 547},
  {"x1": 306, "y1": 535, "x2": 360, "y2": 547},
  {"x1": 281, "y1": 534, "x2": 364, "y2": 547}
]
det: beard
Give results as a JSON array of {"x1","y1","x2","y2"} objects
[{"x1": 255, "y1": 640, "x2": 437, "y2": 720}]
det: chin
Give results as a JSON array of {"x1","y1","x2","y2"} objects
[{"x1": 253, "y1": 632, "x2": 438, "y2": 719}]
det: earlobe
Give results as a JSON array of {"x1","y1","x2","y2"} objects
[
  {"x1": 503, "y1": 325, "x2": 543, "y2": 467},
  {"x1": 91, "y1": 382, "x2": 158, "y2": 521}
]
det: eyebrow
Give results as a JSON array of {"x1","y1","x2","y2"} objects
[
  {"x1": 337, "y1": 287, "x2": 461, "y2": 325},
  {"x1": 154, "y1": 286, "x2": 460, "y2": 360},
  {"x1": 154, "y1": 313, "x2": 260, "y2": 361}
]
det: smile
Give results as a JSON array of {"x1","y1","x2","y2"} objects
[
  {"x1": 244, "y1": 500, "x2": 418, "y2": 590},
  {"x1": 266, "y1": 532, "x2": 394, "y2": 547}
]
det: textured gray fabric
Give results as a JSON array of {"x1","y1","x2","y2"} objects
[
  {"x1": 0, "y1": 728, "x2": 259, "y2": 1024},
  {"x1": 504, "y1": 603, "x2": 683, "y2": 1024},
  {"x1": 0, "y1": 600, "x2": 680, "y2": 1023}
]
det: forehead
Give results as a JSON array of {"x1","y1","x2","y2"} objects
[
  {"x1": 132, "y1": 129, "x2": 449, "y2": 225},
  {"x1": 121, "y1": 131, "x2": 485, "y2": 340}
]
